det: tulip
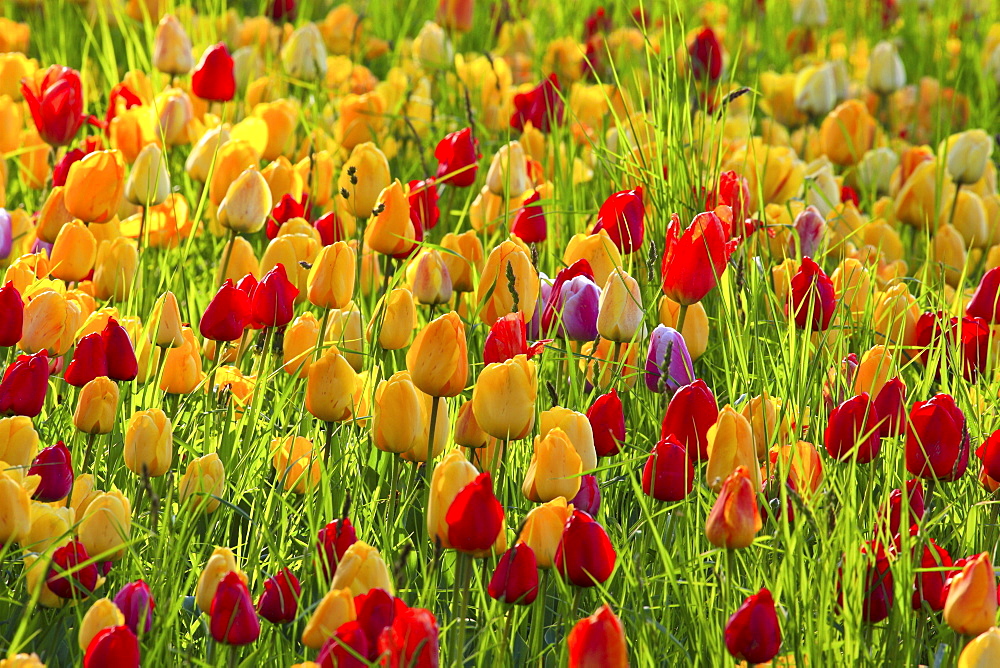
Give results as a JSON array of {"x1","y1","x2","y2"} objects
[
  {"x1": 689, "y1": 26, "x2": 723, "y2": 83},
  {"x1": 522, "y1": 426, "x2": 585, "y2": 500},
  {"x1": 706, "y1": 405, "x2": 760, "y2": 492},
  {"x1": 251, "y1": 263, "x2": 298, "y2": 328},
  {"x1": 271, "y1": 436, "x2": 320, "y2": 494},
  {"x1": 555, "y1": 509, "x2": 617, "y2": 588},
  {"x1": 642, "y1": 435, "x2": 694, "y2": 502},
  {"x1": 149, "y1": 291, "x2": 184, "y2": 348},
  {"x1": 192, "y1": 43, "x2": 235, "y2": 102},
  {"x1": 787, "y1": 257, "x2": 836, "y2": 331},
  {"x1": 0, "y1": 463, "x2": 32, "y2": 546},
  {"x1": 78, "y1": 490, "x2": 130, "y2": 561},
  {"x1": 210, "y1": 571, "x2": 260, "y2": 645},
  {"x1": 473, "y1": 354, "x2": 537, "y2": 440},
  {"x1": 218, "y1": 168, "x2": 272, "y2": 235},
  {"x1": 896, "y1": 160, "x2": 946, "y2": 229},
  {"x1": 661, "y1": 380, "x2": 718, "y2": 460},
  {"x1": 485, "y1": 141, "x2": 528, "y2": 198},
  {"x1": 587, "y1": 389, "x2": 625, "y2": 458},
  {"x1": 408, "y1": 178, "x2": 440, "y2": 232},
  {"x1": 906, "y1": 393, "x2": 970, "y2": 481},
  {"x1": 257, "y1": 568, "x2": 300, "y2": 625},
  {"x1": 372, "y1": 371, "x2": 424, "y2": 454},
  {"x1": 411, "y1": 249, "x2": 453, "y2": 305},
  {"x1": 819, "y1": 100, "x2": 876, "y2": 167},
  {"x1": 200, "y1": 280, "x2": 251, "y2": 342},
  {"x1": 825, "y1": 393, "x2": 881, "y2": 463},
  {"x1": 0, "y1": 281, "x2": 23, "y2": 347},
  {"x1": 406, "y1": 311, "x2": 468, "y2": 397},
  {"x1": 159, "y1": 326, "x2": 203, "y2": 394},
  {"x1": 724, "y1": 589, "x2": 781, "y2": 664},
  {"x1": 569, "y1": 474, "x2": 601, "y2": 518},
  {"x1": 875, "y1": 479, "x2": 925, "y2": 540},
  {"x1": 868, "y1": 41, "x2": 906, "y2": 95},
  {"x1": 20, "y1": 66, "x2": 86, "y2": 146},
  {"x1": 376, "y1": 606, "x2": 440, "y2": 667},
  {"x1": 153, "y1": 15, "x2": 193, "y2": 75},
  {"x1": 510, "y1": 74, "x2": 564, "y2": 134},
  {"x1": 317, "y1": 518, "x2": 358, "y2": 581},
  {"x1": 488, "y1": 544, "x2": 539, "y2": 605},
  {"x1": 47, "y1": 539, "x2": 98, "y2": 599},
  {"x1": 282, "y1": 24, "x2": 327, "y2": 82},
  {"x1": 338, "y1": 143, "x2": 392, "y2": 219},
  {"x1": 317, "y1": 621, "x2": 370, "y2": 668},
  {"x1": 49, "y1": 220, "x2": 97, "y2": 282},
  {"x1": 596, "y1": 270, "x2": 643, "y2": 343},
  {"x1": 281, "y1": 312, "x2": 319, "y2": 377},
  {"x1": 545, "y1": 273, "x2": 600, "y2": 341},
  {"x1": 440, "y1": 230, "x2": 483, "y2": 293},
  {"x1": 124, "y1": 144, "x2": 169, "y2": 207},
  {"x1": 0, "y1": 416, "x2": 38, "y2": 466},
  {"x1": 370, "y1": 287, "x2": 416, "y2": 350},
  {"x1": 435, "y1": 127, "x2": 479, "y2": 187},
  {"x1": 331, "y1": 541, "x2": 394, "y2": 597},
  {"x1": 365, "y1": 180, "x2": 418, "y2": 258},
  {"x1": 93, "y1": 238, "x2": 139, "y2": 302},
  {"x1": 510, "y1": 190, "x2": 548, "y2": 244},
  {"x1": 179, "y1": 453, "x2": 226, "y2": 514},
  {"x1": 567, "y1": 604, "x2": 629, "y2": 668},
  {"x1": 83, "y1": 626, "x2": 140, "y2": 668},
  {"x1": 64, "y1": 150, "x2": 127, "y2": 224},
  {"x1": 794, "y1": 63, "x2": 838, "y2": 117},
  {"x1": 483, "y1": 312, "x2": 547, "y2": 366},
  {"x1": 102, "y1": 319, "x2": 138, "y2": 384},
  {"x1": 302, "y1": 588, "x2": 358, "y2": 650},
  {"x1": 22, "y1": 502, "x2": 73, "y2": 554},
  {"x1": 966, "y1": 267, "x2": 1000, "y2": 323},
  {"x1": 661, "y1": 211, "x2": 737, "y2": 306},
  {"x1": 124, "y1": 409, "x2": 172, "y2": 478},
  {"x1": 306, "y1": 344, "x2": 357, "y2": 423},
  {"x1": 27, "y1": 441, "x2": 73, "y2": 502},
  {"x1": 516, "y1": 497, "x2": 572, "y2": 569},
  {"x1": 194, "y1": 548, "x2": 246, "y2": 615},
  {"x1": 539, "y1": 407, "x2": 597, "y2": 471},
  {"x1": 564, "y1": 230, "x2": 623, "y2": 288},
  {"x1": 945, "y1": 553, "x2": 998, "y2": 636},
  {"x1": 958, "y1": 627, "x2": 1000, "y2": 667},
  {"x1": 114, "y1": 580, "x2": 155, "y2": 634},
  {"x1": 912, "y1": 535, "x2": 952, "y2": 612},
  {"x1": 308, "y1": 242, "x2": 356, "y2": 310},
  {"x1": 446, "y1": 472, "x2": 504, "y2": 555},
  {"x1": 644, "y1": 325, "x2": 695, "y2": 394},
  {"x1": 705, "y1": 465, "x2": 762, "y2": 549},
  {"x1": 945, "y1": 130, "x2": 994, "y2": 186},
  {"x1": 78, "y1": 598, "x2": 125, "y2": 651},
  {"x1": 73, "y1": 376, "x2": 119, "y2": 435},
  {"x1": 64, "y1": 333, "x2": 107, "y2": 388},
  {"x1": 19, "y1": 291, "x2": 82, "y2": 357}
]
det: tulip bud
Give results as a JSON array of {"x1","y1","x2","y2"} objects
[
  {"x1": 0, "y1": 416, "x2": 39, "y2": 466},
  {"x1": 944, "y1": 130, "x2": 994, "y2": 186},
  {"x1": 64, "y1": 150, "x2": 126, "y2": 224},
  {"x1": 338, "y1": 142, "x2": 391, "y2": 219},
  {"x1": 706, "y1": 405, "x2": 760, "y2": 492},
  {"x1": 124, "y1": 409, "x2": 172, "y2": 477},
  {"x1": 78, "y1": 598, "x2": 126, "y2": 651},
  {"x1": 868, "y1": 41, "x2": 906, "y2": 95},
  {"x1": 642, "y1": 435, "x2": 694, "y2": 502},
  {"x1": 435, "y1": 127, "x2": 479, "y2": 187},
  {"x1": 825, "y1": 393, "x2": 881, "y2": 463},
  {"x1": 406, "y1": 311, "x2": 468, "y2": 397},
  {"x1": 489, "y1": 543, "x2": 539, "y2": 605},
  {"x1": 705, "y1": 465, "x2": 762, "y2": 549},
  {"x1": 192, "y1": 43, "x2": 235, "y2": 102},
  {"x1": 477, "y1": 238, "x2": 539, "y2": 324},
  {"x1": 567, "y1": 604, "x2": 629, "y2": 668},
  {"x1": 257, "y1": 568, "x2": 301, "y2": 625},
  {"x1": 49, "y1": 220, "x2": 97, "y2": 282},
  {"x1": 179, "y1": 453, "x2": 225, "y2": 514},
  {"x1": 331, "y1": 540, "x2": 394, "y2": 596},
  {"x1": 410, "y1": 249, "x2": 453, "y2": 305},
  {"x1": 27, "y1": 440, "x2": 73, "y2": 503},
  {"x1": 794, "y1": 64, "x2": 837, "y2": 117},
  {"x1": 281, "y1": 24, "x2": 327, "y2": 82},
  {"x1": 302, "y1": 588, "x2": 356, "y2": 650},
  {"x1": 523, "y1": 428, "x2": 583, "y2": 502},
  {"x1": 661, "y1": 379, "x2": 718, "y2": 460},
  {"x1": 958, "y1": 627, "x2": 1000, "y2": 667},
  {"x1": 725, "y1": 588, "x2": 782, "y2": 664},
  {"x1": 218, "y1": 168, "x2": 272, "y2": 235},
  {"x1": 905, "y1": 393, "x2": 970, "y2": 482},
  {"x1": 47, "y1": 539, "x2": 99, "y2": 599},
  {"x1": 306, "y1": 344, "x2": 357, "y2": 422},
  {"x1": 153, "y1": 14, "x2": 193, "y2": 75},
  {"x1": 945, "y1": 553, "x2": 998, "y2": 637},
  {"x1": 307, "y1": 241, "x2": 356, "y2": 310},
  {"x1": 554, "y1": 509, "x2": 616, "y2": 588},
  {"x1": 271, "y1": 436, "x2": 320, "y2": 494},
  {"x1": 114, "y1": 580, "x2": 155, "y2": 634},
  {"x1": 124, "y1": 144, "x2": 170, "y2": 208},
  {"x1": 73, "y1": 377, "x2": 119, "y2": 435},
  {"x1": 473, "y1": 354, "x2": 537, "y2": 440}
]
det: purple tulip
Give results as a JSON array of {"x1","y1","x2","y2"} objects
[
  {"x1": 547, "y1": 274, "x2": 601, "y2": 341},
  {"x1": 644, "y1": 325, "x2": 695, "y2": 394},
  {"x1": 792, "y1": 206, "x2": 825, "y2": 258},
  {"x1": 0, "y1": 209, "x2": 12, "y2": 260},
  {"x1": 30, "y1": 237, "x2": 53, "y2": 257},
  {"x1": 570, "y1": 474, "x2": 601, "y2": 517},
  {"x1": 527, "y1": 273, "x2": 552, "y2": 340},
  {"x1": 114, "y1": 580, "x2": 156, "y2": 634},
  {"x1": 27, "y1": 441, "x2": 74, "y2": 503}
]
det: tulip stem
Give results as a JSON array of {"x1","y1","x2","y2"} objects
[
  {"x1": 82, "y1": 432, "x2": 98, "y2": 481},
  {"x1": 219, "y1": 228, "x2": 238, "y2": 285},
  {"x1": 450, "y1": 552, "x2": 473, "y2": 664},
  {"x1": 675, "y1": 304, "x2": 689, "y2": 337},
  {"x1": 948, "y1": 183, "x2": 962, "y2": 227},
  {"x1": 529, "y1": 570, "x2": 547, "y2": 661},
  {"x1": 137, "y1": 206, "x2": 147, "y2": 252},
  {"x1": 323, "y1": 421, "x2": 335, "y2": 466}
]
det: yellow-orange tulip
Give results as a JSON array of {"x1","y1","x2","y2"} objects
[
  {"x1": 597, "y1": 270, "x2": 643, "y2": 342},
  {"x1": 306, "y1": 344, "x2": 357, "y2": 422},
  {"x1": 0, "y1": 417, "x2": 40, "y2": 467},
  {"x1": 160, "y1": 326, "x2": 204, "y2": 394},
  {"x1": 406, "y1": 311, "x2": 468, "y2": 397},
  {"x1": 150, "y1": 291, "x2": 184, "y2": 348},
  {"x1": 706, "y1": 405, "x2": 760, "y2": 492},
  {"x1": 271, "y1": 436, "x2": 321, "y2": 494},
  {"x1": 369, "y1": 287, "x2": 417, "y2": 350},
  {"x1": 705, "y1": 466, "x2": 762, "y2": 549},
  {"x1": 153, "y1": 14, "x2": 193, "y2": 75},
  {"x1": 308, "y1": 241, "x2": 356, "y2": 309},
  {"x1": 330, "y1": 541, "x2": 393, "y2": 596},
  {"x1": 539, "y1": 406, "x2": 597, "y2": 471},
  {"x1": 78, "y1": 598, "x2": 125, "y2": 652},
  {"x1": 819, "y1": 100, "x2": 876, "y2": 166},
  {"x1": 473, "y1": 354, "x2": 537, "y2": 440},
  {"x1": 301, "y1": 588, "x2": 356, "y2": 650},
  {"x1": 338, "y1": 142, "x2": 391, "y2": 218},
  {"x1": 476, "y1": 238, "x2": 539, "y2": 325},
  {"x1": 522, "y1": 428, "x2": 583, "y2": 502},
  {"x1": 563, "y1": 229, "x2": 623, "y2": 288},
  {"x1": 194, "y1": 547, "x2": 246, "y2": 613},
  {"x1": 78, "y1": 490, "x2": 131, "y2": 560},
  {"x1": 441, "y1": 231, "x2": 484, "y2": 293},
  {"x1": 124, "y1": 409, "x2": 173, "y2": 477},
  {"x1": 49, "y1": 220, "x2": 97, "y2": 282},
  {"x1": 427, "y1": 450, "x2": 478, "y2": 548},
  {"x1": 282, "y1": 312, "x2": 320, "y2": 378},
  {"x1": 64, "y1": 150, "x2": 126, "y2": 224},
  {"x1": 366, "y1": 180, "x2": 416, "y2": 257},
  {"x1": 518, "y1": 497, "x2": 574, "y2": 568},
  {"x1": 945, "y1": 553, "x2": 999, "y2": 636},
  {"x1": 73, "y1": 376, "x2": 119, "y2": 435},
  {"x1": 93, "y1": 237, "x2": 139, "y2": 302}
]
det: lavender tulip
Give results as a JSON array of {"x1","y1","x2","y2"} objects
[
  {"x1": 791, "y1": 205, "x2": 825, "y2": 258},
  {"x1": 547, "y1": 274, "x2": 601, "y2": 341},
  {"x1": 527, "y1": 273, "x2": 552, "y2": 340},
  {"x1": 0, "y1": 209, "x2": 12, "y2": 260},
  {"x1": 645, "y1": 325, "x2": 695, "y2": 393}
]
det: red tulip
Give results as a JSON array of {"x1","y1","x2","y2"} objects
[
  {"x1": 661, "y1": 210, "x2": 738, "y2": 306},
  {"x1": 317, "y1": 518, "x2": 358, "y2": 581},
  {"x1": 101, "y1": 318, "x2": 138, "y2": 382},
  {"x1": 114, "y1": 580, "x2": 156, "y2": 634},
  {"x1": 21, "y1": 66, "x2": 88, "y2": 146},
  {"x1": 0, "y1": 281, "x2": 23, "y2": 347},
  {"x1": 583, "y1": 7, "x2": 612, "y2": 41},
  {"x1": 787, "y1": 257, "x2": 836, "y2": 331},
  {"x1": 689, "y1": 27, "x2": 723, "y2": 82},
  {"x1": 705, "y1": 171, "x2": 750, "y2": 234},
  {"x1": 47, "y1": 539, "x2": 98, "y2": 599},
  {"x1": 841, "y1": 185, "x2": 860, "y2": 207},
  {"x1": 555, "y1": 510, "x2": 617, "y2": 588},
  {"x1": 251, "y1": 263, "x2": 299, "y2": 328},
  {"x1": 376, "y1": 606, "x2": 440, "y2": 668},
  {"x1": 434, "y1": 127, "x2": 479, "y2": 187},
  {"x1": 660, "y1": 379, "x2": 718, "y2": 460},
  {"x1": 191, "y1": 43, "x2": 236, "y2": 102},
  {"x1": 510, "y1": 191, "x2": 547, "y2": 243},
  {"x1": 913, "y1": 310, "x2": 950, "y2": 367},
  {"x1": 587, "y1": 389, "x2": 625, "y2": 457},
  {"x1": 28, "y1": 441, "x2": 73, "y2": 502},
  {"x1": 200, "y1": 279, "x2": 253, "y2": 342},
  {"x1": 956, "y1": 316, "x2": 991, "y2": 382},
  {"x1": 873, "y1": 377, "x2": 906, "y2": 439},
  {"x1": 905, "y1": 393, "x2": 969, "y2": 482},
  {"x1": 256, "y1": 568, "x2": 300, "y2": 624},
  {"x1": 570, "y1": 474, "x2": 602, "y2": 517},
  {"x1": 642, "y1": 435, "x2": 693, "y2": 502},
  {"x1": 355, "y1": 588, "x2": 406, "y2": 655},
  {"x1": 977, "y1": 430, "x2": 1000, "y2": 481},
  {"x1": 446, "y1": 472, "x2": 504, "y2": 554},
  {"x1": 267, "y1": 194, "x2": 310, "y2": 239},
  {"x1": 875, "y1": 479, "x2": 924, "y2": 539},
  {"x1": 912, "y1": 533, "x2": 953, "y2": 611},
  {"x1": 102, "y1": 83, "x2": 142, "y2": 134},
  {"x1": 318, "y1": 621, "x2": 370, "y2": 668},
  {"x1": 268, "y1": 0, "x2": 296, "y2": 21},
  {"x1": 483, "y1": 312, "x2": 548, "y2": 365},
  {"x1": 408, "y1": 178, "x2": 440, "y2": 231},
  {"x1": 567, "y1": 604, "x2": 629, "y2": 668},
  {"x1": 594, "y1": 187, "x2": 645, "y2": 255},
  {"x1": 966, "y1": 267, "x2": 1000, "y2": 323},
  {"x1": 52, "y1": 147, "x2": 86, "y2": 188},
  {"x1": 824, "y1": 393, "x2": 881, "y2": 463},
  {"x1": 510, "y1": 74, "x2": 564, "y2": 134},
  {"x1": 838, "y1": 541, "x2": 894, "y2": 623},
  {"x1": 488, "y1": 543, "x2": 539, "y2": 605},
  {"x1": 64, "y1": 333, "x2": 108, "y2": 387},
  {"x1": 210, "y1": 571, "x2": 261, "y2": 645},
  {"x1": 84, "y1": 625, "x2": 140, "y2": 668},
  {"x1": 0, "y1": 350, "x2": 50, "y2": 417},
  {"x1": 724, "y1": 588, "x2": 781, "y2": 664},
  {"x1": 315, "y1": 211, "x2": 346, "y2": 246}
]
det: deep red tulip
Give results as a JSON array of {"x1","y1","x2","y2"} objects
[
  {"x1": 319, "y1": 621, "x2": 370, "y2": 668},
  {"x1": 408, "y1": 178, "x2": 440, "y2": 231},
  {"x1": 875, "y1": 479, "x2": 924, "y2": 539},
  {"x1": 28, "y1": 441, "x2": 73, "y2": 502},
  {"x1": 593, "y1": 187, "x2": 645, "y2": 255},
  {"x1": 689, "y1": 27, "x2": 723, "y2": 82},
  {"x1": 102, "y1": 318, "x2": 138, "y2": 382},
  {"x1": 724, "y1": 588, "x2": 781, "y2": 664},
  {"x1": 200, "y1": 279, "x2": 253, "y2": 342},
  {"x1": 446, "y1": 472, "x2": 504, "y2": 554},
  {"x1": 21, "y1": 66, "x2": 88, "y2": 146},
  {"x1": 250, "y1": 263, "x2": 299, "y2": 328},
  {"x1": 555, "y1": 510, "x2": 617, "y2": 588},
  {"x1": 704, "y1": 171, "x2": 750, "y2": 234},
  {"x1": 0, "y1": 281, "x2": 23, "y2": 347},
  {"x1": 788, "y1": 257, "x2": 836, "y2": 331},
  {"x1": 84, "y1": 625, "x2": 140, "y2": 668},
  {"x1": 661, "y1": 210, "x2": 738, "y2": 306},
  {"x1": 267, "y1": 193, "x2": 310, "y2": 239},
  {"x1": 510, "y1": 191, "x2": 547, "y2": 244},
  {"x1": 841, "y1": 185, "x2": 860, "y2": 207},
  {"x1": 956, "y1": 316, "x2": 991, "y2": 382},
  {"x1": 912, "y1": 533, "x2": 953, "y2": 612},
  {"x1": 510, "y1": 74, "x2": 564, "y2": 134},
  {"x1": 114, "y1": 580, "x2": 156, "y2": 634},
  {"x1": 567, "y1": 604, "x2": 629, "y2": 668},
  {"x1": 210, "y1": 571, "x2": 261, "y2": 645},
  {"x1": 47, "y1": 539, "x2": 98, "y2": 599},
  {"x1": 660, "y1": 379, "x2": 718, "y2": 460},
  {"x1": 483, "y1": 312, "x2": 548, "y2": 365},
  {"x1": 315, "y1": 211, "x2": 346, "y2": 246},
  {"x1": 102, "y1": 83, "x2": 142, "y2": 134},
  {"x1": 977, "y1": 430, "x2": 1000, "y2": 481},
  {"x1": 587, "y1": 389, "x2": 625, "y2": 457},
  {"x1": 583, "y1": 7, "x2": 612, "y2": 41},
  {"x1": 488, "y1": 543, "x2": 539, "y2": 605},
  {"x1": 355, "y1": 588, "x2": 407, "y2": 656},
  {"x1": 268, "y1": 0, "x2": 296, "y2": 22},
  {"x1": 824, "y1": 393, "x2": 881, "y2": 463},
  {"x1": 913, "y1": 310, "x2": 950, "y2": 367},
  {"x1": 256, "y1": 568, "x2": 301, "y2": 624},
  {"x1": 52, "y1": 147, "x2": 86, "y2": 188},
  {"x1": 540, "y1": 259, "x2": 596, "y2": 337},
  {"x1": 642, "y1": 435, "x2": 694, "y2": 502},
  {"x1": 966, "y1": 267, "x2": 1000, "y2": 323},
  {"x1": 570, "y1": 474, "x2": 602, "y2": 517},
  {"x1": 64, "y1": 333, "x2": 108, "y2": 387},
  {"x1": 191, "y1": 43, "x2": 236, "y2": 102},
  {"x1": 376, "y1": 606, "x2": 440, "y2": 668},
  {"x1": 873, "y1": 377, "x2": 906, "y2": 438},
  {"x1": 0, "y1": 350, "x2": 50, "y2": 417},
  {"x1": 905, "y1": 393, "x2": 969, "y2": 482},
  {"x1": 838, "y1": 541, "x2": 894, "y2": 623},
  {"x1": 434, "y1": 127, "x2": 479, "y2": 187},
  {"x1": 317, "y1": 518, "x2": 358, "y2": 581}
]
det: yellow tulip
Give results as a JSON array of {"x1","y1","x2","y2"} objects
[
  {"x1": 218, "y1": 167, "x2": 272, "y2": 235},
  {"x1": 73, "y1": 377, "x2": 119, "y2": 435},
  {"x1": 406, "y1": 311, "x2": 468, "y2": 397},
  {"x1": 306, "y1": 344, "x2": 357, "y2": 422},
  {"x1": 597, "y1": 270, "x2": 643, "y2": 342},
  {"x1": 124, "y1": 409, "x2": 173, "y2": 477},
  {"x1": 472, "y1": 354, "x2": 537, "y2": 440},
  {"x1": 427, "y1": 450, "x2": 478, "y2": 548},
  {"x1": 518, "y1": 496, "x2": 574, "y2": 568},
  {"x1": 539, "y1": 407, "x2": 597, "y2": 471},
  {"x1": 0, "y1": 416, "x2": 40, "y2": 467},
  {"x1": 338, "y1": 142, "x2": 391, "y2": 218},
  {"x1": 179, "y1": 453, "x2": 226, "y2": 514},
  {"x1": 78, "y1": 598, "x2": 125, "y2": 651},
  {"x1": 369, "y1": 287, "x2": 417, "y2": 350},
  {"x1": 195, "y1": 547, "x2": 247, "y2": 613},
  {"x1": 271, "y1": 436, "x2": 321, "y2": 494},
  {"x1": 522, "y1": 428, "x2": 583, "y2": 502},
  {"x1": 706, "y1": 405, "x2": 760, "y2": 492},
  {"x1": 563, "y1": 229, "x2": 623, "y2": 288},
  {"x1": 301, "y1": 588, "x2": 356, "y2": 650},
  {"x1": 125, "y1": 144, "x2": 170, "y2": 207},
  {"x1": 330, "y1": 540, "x2": 393, "y2": 596},
  {"x1": 476, "y1": 237, "x2": 539, "y2": 325}
]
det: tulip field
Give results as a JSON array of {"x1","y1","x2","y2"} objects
[{"x1": 4, "y1": 0, "x2": 1000, "y2": 665}]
